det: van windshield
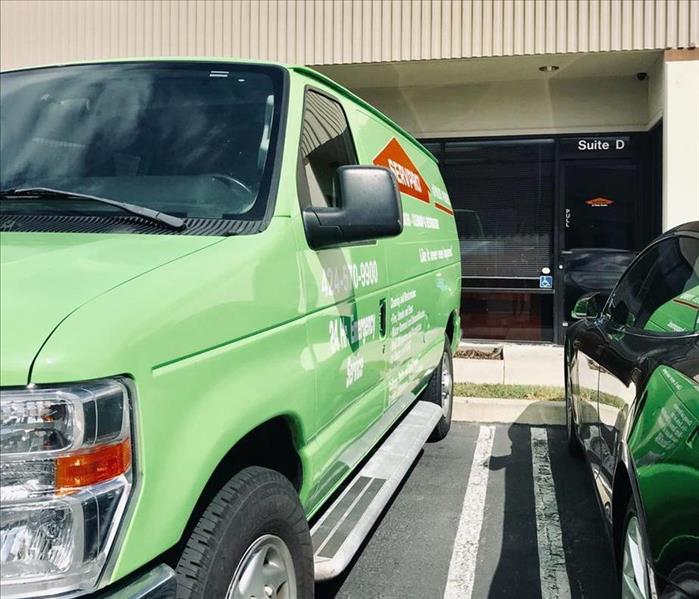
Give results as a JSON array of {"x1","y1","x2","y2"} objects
[{"x1": 0, "y1": 62, "x2": 285, "y2": 227}]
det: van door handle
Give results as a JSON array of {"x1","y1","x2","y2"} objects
[{"x1": 379, "y1": 298, "x2": 387, "y2": 337}]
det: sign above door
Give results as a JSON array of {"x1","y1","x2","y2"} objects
[{"x1": 559, "y1": 136, "x2": 634, "y2": 159}]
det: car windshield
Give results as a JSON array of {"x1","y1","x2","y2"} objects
[{"x1": 0, "y1": 62, "x2": 285, "y2": 224}]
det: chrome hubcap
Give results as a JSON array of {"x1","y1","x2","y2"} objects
[
  {"x1": 225, "y1": 535, "x2": 296, "y2": 599},
  {"x1": 621, "y1": 516, "x2": 649, "y2": 599},
  {"x1": 441, "y1": 352, "x2": 453, "y2": 418}
]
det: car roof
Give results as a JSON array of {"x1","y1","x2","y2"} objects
[{"x1": 665, "y1": 221, "x2": 699, "y2": 236}]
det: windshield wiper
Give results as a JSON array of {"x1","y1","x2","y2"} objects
[{"x1": 0, "y1": 187, "x2": 186, "y2": 231}]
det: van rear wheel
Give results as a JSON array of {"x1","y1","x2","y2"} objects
[
  {"x1": 423, "y1": 336, "x2": 454, "y2": 442},
  {"x1": 176, "y1": 466, "x2": 314, "y2": 599}
]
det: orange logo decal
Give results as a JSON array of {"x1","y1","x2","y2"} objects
[
  {"x1": 373, "y1": 138, "x2": 430, "y2": 203},
  {"x1": 585, "y1": 197, "x2": 614, "y2": 207}
]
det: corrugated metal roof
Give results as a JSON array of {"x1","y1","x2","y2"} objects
[{"x1": 1, "y1": 1, "x2": 697, "y2": 72}]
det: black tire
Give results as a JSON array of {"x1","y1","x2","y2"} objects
[
  {"x1": 423, "y1": 336, "x2": 454, "y2": 442},
  {"x1": 618, "y1": 496, "x2": 652, "y2": 599},
  {"x1": 176, "y1": 466, "x2": 314, "y2": 599},
  {"x1": 565, "y1": 366, "x2": 583, "y2": 458}
]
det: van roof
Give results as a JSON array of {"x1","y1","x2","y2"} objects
[
  {"x1": 1, "y1": 57, "x2": 437, "y2": 165},
  {"x1": 290, "y1": 65, "x2": 437, "y2": 164}
]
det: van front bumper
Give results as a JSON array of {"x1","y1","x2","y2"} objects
[{"x1": 89, "y1": 564, "x2": 176, "y2": 599}]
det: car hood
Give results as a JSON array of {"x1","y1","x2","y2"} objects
[{"x1": 0, "y1": 232, "x2": 222, "y2": 385}]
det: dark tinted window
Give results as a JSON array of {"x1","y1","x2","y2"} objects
[
  {"x1": 298, "y1": 91, "x2": 356, "y2": 208},
  {"x1": 460, "y1": 291, "x2": 554, "y2": 342},
  {"x1": 0, "y1": 62, "x2": 284, "y2": 221},
  {"x1": 563, "y1": 162, "x2": 640, "y2": 251},
  {"x1": 421, "y1": 142, "x2": 441, "y2": 162},
  {"x1": 606, "y1": 236, "x2": 699, "y2": 334},
  {"x1": 439, "y1": 139, "x2": 554, "y2": 279}
]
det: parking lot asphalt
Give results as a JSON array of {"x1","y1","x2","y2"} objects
[{"x1": 315, "y1": 422, "x2": 618, "y2": 599}]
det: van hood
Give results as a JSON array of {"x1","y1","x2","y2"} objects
[{"x1": 0, "y1": 232, "x2": 222, "y2": 385}]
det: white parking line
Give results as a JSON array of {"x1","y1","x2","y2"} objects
[
  {"x1": 443, "y1": 424, "x2": 495, "y2": 599},
  {"x1": 530, "y1": 427, "x2": 572, "y2": 599}
]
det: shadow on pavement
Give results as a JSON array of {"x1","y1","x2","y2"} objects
[
  {"x1": 316, "y1": 408, "x2": 619, "y2": 599},
  {"x1": 485, "y1": 402, "x2": 618, "y2": 599}
]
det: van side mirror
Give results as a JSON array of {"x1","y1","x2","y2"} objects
[
  {"x1": 572, "y1": 292, "x2": 607, "y2": 320},
  {"x1": 302, "y1": 166, "x2": 403, "y2": 249}
]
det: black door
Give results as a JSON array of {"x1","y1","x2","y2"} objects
[{"x1": 558, "y1": 160, "x2": 640, "y2": 340}]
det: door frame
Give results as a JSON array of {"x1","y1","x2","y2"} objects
[{"x1": 554, "y1": 136, "x2": 654, "y2": 343}]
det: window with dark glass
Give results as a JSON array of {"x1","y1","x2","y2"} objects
[
  {"x1": 607, "y1": 236, "x2": 699, "y2": 334},
  {"x1": 441, "y1": 139, "x2": 554, "y2": 280},
  {"x1": 563, "y1": 162, "x2": 640, "y2": 251},
  {"x1": 298, "y1": 91, "x2": 356, "y2": 208},
  {"x1": 424, "y1": 138, "x2": 556, "y2": 343},
  {"x1": 460, "y1": 291, "x2": 554, "y2": 342},
  {"x1": 0, "y1": 62, "x2": 284, "y2": 221},
  {"x1": 420, "y1": 141, "x2": 441, "y2": 162}
]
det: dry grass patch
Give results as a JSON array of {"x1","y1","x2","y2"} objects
[
  {"x1": 453, "y1": 383, "x2": 563, "y2": 401},
  {"x1": 453, "y1": 383, "x2": 625, "y2": 408}
]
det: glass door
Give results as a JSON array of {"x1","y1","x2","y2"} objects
[{"x1": 557, "y1": 160, "x2": 640, "y2": 337}]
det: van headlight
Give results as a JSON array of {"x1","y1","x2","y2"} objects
[{"x1": 0, "y1": 379, "x2": 133, "y2": 598}]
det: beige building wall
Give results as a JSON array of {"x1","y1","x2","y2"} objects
[
  {"x1": 663, "y1": 53, "x2": 699, "y2": 229},
  {"x1": 1, "y1": 0, "x2": 699, "y2": 71},
  {"x1": 647, "y1": 52, "x2": 665, "y2": 126},
  {"x1": 354, "y1": 75, "x2": 650, "y2": 138}
]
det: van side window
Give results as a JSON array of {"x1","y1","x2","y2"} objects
[{"x1": 298, "y1": 90, "x2": 357, "y2": 208}]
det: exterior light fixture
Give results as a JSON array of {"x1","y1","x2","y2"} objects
[{"x1": 539, "y1": 65, "x2": 560, "y2": 72}]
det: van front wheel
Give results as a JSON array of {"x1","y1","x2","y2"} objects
[
  {"x1": 176, "y1": 467, "x2": 314, "y2": 599},
  {"x1": 423, "y1": 337, "x2": 454, "y2": 442}
]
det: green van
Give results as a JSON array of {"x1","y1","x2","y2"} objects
[{"x1": 0, "y1": 60, "x2": 461, "y2": 599}]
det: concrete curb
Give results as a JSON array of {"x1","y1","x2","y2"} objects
[
  {"x1": 453, "y1": 344, "x2": 565, "y2": 387},
  {"x1": 452, "y1": 397, "x2": 565, "y2": 426}
]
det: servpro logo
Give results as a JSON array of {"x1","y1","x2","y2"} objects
[
  {"x1": 373, "y1": 138, "x2": 430, "y2": 203},
  {"x1": 388, "y1": 159, "x2": 422, "y2": 195},
  {"x1": 585, "y1": 197, "x2": 614, "y2": 207}
]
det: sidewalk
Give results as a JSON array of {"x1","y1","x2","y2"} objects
[
  {"x1": 452, "y1": 397, "x2": 565, "y2": 425},
  {"x1": 453, "y1": 342, "x2": 564, "y2": 387}
]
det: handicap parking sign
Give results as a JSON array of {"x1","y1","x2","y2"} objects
[{"x1": 539, "y1": 275, "x2": 553, "y2": 289}]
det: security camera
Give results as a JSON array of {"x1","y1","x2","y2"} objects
[{"x1": 636, "y1": 72, "x2": 648, "y2": 81}]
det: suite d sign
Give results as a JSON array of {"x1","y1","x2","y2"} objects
[
  {"x1": 560, "y1": 136, "x2": 633, "y2": 158},
  {"x1": 577, "y1": 138, "x2": 626, "y2": 151}
]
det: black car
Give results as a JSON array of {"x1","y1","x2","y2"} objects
[{"x1": 565, "y1": 221, "x2": 699, "y2": 599}]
